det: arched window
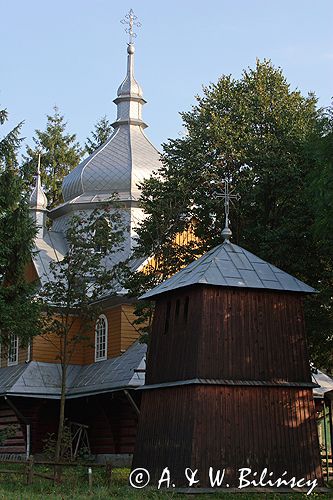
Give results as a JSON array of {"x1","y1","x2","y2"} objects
[
  {"x1": 94, "y1": 216, "x2": 111, "y2": 254},
  {"x1": 95, "y1": 315, "x2": 108, "y2": 362},
  {"x1": 8, "y1": 335, "x2": 18, "y2": 366}
]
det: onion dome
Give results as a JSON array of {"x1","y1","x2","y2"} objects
[
  {"x1": 61, "y1": 42, "x2": 159, "y2": 204},
  {"x1": 29, "y1": 157, "x2": 48, "y2": 210}
]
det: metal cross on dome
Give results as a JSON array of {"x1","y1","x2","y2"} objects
[
  {"x1": 212, "y1": 179, "x2": 241, "y2": 241},
  {"x1": 121, "y1": 9, "x2": 141, "y2": 44}
]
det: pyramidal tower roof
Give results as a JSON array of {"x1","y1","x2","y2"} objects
[
  {"x1": 61, "y1": 38, "x2": 160, "y2": 205},
  {"x1": 141, "y1": 240, "x2": 316, "y2": 300}
]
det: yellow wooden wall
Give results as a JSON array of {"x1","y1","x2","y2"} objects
[
  {"x1": 120, "y1": 305, "x2": 140, "y2": 353},
  {"x1": 27, "y1": 303, "x2": 140, "y2": 366},
  {"x1": 6, "y1": 226, "x2": 197, "y2": 368}
]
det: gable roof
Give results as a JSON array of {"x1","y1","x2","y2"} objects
[{"x1": 141, "y1": 240, "x2": 316, "y2": 300}]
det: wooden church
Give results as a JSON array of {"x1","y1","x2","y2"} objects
[
  {"x1": 0, "y1": 10, "x2": 327, "y2": 481},
  {"x1": 133, "y1": 212, "x2": 324, "y2": 488},
  {"x1": 0, "y1": 12, "x2": 156, "y2": 462}
]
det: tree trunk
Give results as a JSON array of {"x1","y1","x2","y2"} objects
[{"x1": 55, "y1": 361, "x2": 67, "y2": 461}]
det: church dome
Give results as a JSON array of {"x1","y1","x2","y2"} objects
[
  {"x1": 117, "y1": 43, "x2": 143, "y2": 98},
  {"x1": 61, "y1": 42, "x2": 160, "y2": 204},
  {"x1": 29, "y1": 159, "x2": 48, "y2": 210}
]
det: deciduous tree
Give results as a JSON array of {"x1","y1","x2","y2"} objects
[
  {"x1": 129, "y1": 60, "x2": 333, "y2": 369},
  {"x1": 39, "y1": 200, "x2": 125, "y2": 460}
]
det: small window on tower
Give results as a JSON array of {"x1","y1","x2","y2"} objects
[
  {"x1": 164, "y1": 301, "x2": 171, "y2": 335},
  {"x1": 184, "y1": 297, "x2": 190, "y2": 323},
  {"x1": 175, "y1": 299, "x2": 180, "y2": 319},
  {"x1": 8, "y1": 335, "x2": 18, "y2": 366},
  {"x1": 95, "y1": 315, "x2": 108, "y2": 361}
]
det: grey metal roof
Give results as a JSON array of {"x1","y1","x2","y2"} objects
[
  {"x1": 29, "y1": 169, "x2": 47, "y2": 210},
  {"x1": 141, "y1": 240, "x2": 316, "y2": 300},
  {"x1": 68, "y1": 341, "x2": 146, "y2": 398},
  {"x1": 0, "y1": 341, "x2": 146, "y2": 399},
  {"x1": 61, "y1": 44, "x2": 160, "y2": 204},
  {"x1": 33, "y1": 44, "x2": 160, "y2": 283},
  {"x1": 312, "y1": 369, "x2": 333, "y2": 399},
  {"x1": 32, "y1": 231, "x2": 68, "y2": 285},
  {"x1": 1, "y1": 343, "x2": 330, "y2": 401},
  {"x1": 140, "y1": 378, "x2": 317, "y2": 391}
]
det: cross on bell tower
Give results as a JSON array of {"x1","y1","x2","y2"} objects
[{"x1": 213, "y1": 179, "x2": 240, "y2": 241}]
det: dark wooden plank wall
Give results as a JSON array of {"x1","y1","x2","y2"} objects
[
  {"x1": 69, "y1": 392, "x2": 139, "y2": 455},
  {"x1": 146, "y1": 287, "x2": 202, "y2": 384},
  {"x1": 146, "y1": 287, "x2": 311, "y2": 384},
  {"x1": 200, "y1": 287, "x2": 312, "y2": 382},
  {"x1": 0, "y1": 401, "x2": 25, "y2": 454},
  {"x1": 134, "y1": 385, "x2": 323, "y2": 487},
  {"x1": 133, "y1": 386, "x2": 194, "y2": 481},
  {"x1": 0, "y1": 393, "x2": 139, "y2": 456}
]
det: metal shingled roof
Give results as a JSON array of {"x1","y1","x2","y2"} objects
[
  {"x1": 0, "y1": 342, "x2": 146, "y2": 399},
  {"x1": 140, "y1": 240, "x2": 316, "y2": 300},
  {"x1": 1, "y1": 343, "x2": 332, "y2": 400}
]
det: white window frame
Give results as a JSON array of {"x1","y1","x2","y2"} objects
[
  {"x1": 95, "y1": 314, "x2": 108, "y2": 362},
  {"x1": 8, "y1": 335, "x2": 19, "y2": 366}
]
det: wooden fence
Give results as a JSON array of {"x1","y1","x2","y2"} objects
[
  {"x1": 0, "y1": 456, "x2": 113, "y2": 487},
  {"x1": 321, "y1": 453, "x2": 333, "y2": 481}
]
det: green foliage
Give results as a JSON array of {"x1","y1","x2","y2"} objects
[
  {"x1": 42, "y1": 421, "x2": 72, "y2": 461},
  {"x1": 0, "y1": 106, "x2": 23, "y2": 170},
  {"x1": 39, "y1": 198, "x2": 126, "y2": 460},
  {"x1": 0, "y1": 107, "x2": 41, "y2": 348},
  {"x1": 131, "y1": 60, "x2": 333, "y2": 369},
  {"x1": 304, "y1": 103, "x2": 333, "y2": 368},
  {"x1": 0, "y1": 424, "x2": 18, "y2": 445},
  {"x1": 21, "y1": 106, "x2": 83, "y2": 208},
  {"x1": 85, "y1": 116, "x2": 113, "y2": 155},
  {"x1": 0, "y1": 464, "x2": 330, "y2": 499},
  {"x1": 40, "y1": 201, "x2": 125, "y2": 329}
]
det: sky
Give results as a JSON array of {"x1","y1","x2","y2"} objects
[{"x1": 1, "y1": 0, "x2": 332, "y2": 154}]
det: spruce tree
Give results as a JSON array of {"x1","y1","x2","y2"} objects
[
  {"x1": 0, "y1": 106, "x2": 41, "y2": 350},
  {"x1": 21, "y1": 106, "x2": 83, "y2": 208},
  {"x1": 85, "y1": 115, "x2": 113, "y2": 155}
]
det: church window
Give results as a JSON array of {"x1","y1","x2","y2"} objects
[
  {"x1": 95, "y1": 315, "x2": 108, "y2": 361},
  {"x1": 8, "y1": 335, "x2": 18, "y2": 366},
  {"x1": 94, "y1": 216, "x2": 111, "y2": 254}
]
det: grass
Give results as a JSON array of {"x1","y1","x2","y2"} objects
[{"x1": 0, "y1": 465, "x2": 331, "y2": 499}]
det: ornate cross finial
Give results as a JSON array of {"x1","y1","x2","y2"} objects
[
  {"x1": 121, "y1": 9, "x2": 141, "y2": 45},
  {"x1": 212, "y1": 179, "x2": 240, "y2": 241}
]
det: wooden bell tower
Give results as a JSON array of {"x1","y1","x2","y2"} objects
[{"x1": 132, "y1": 185, "x2": 323, "y2": 489}]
